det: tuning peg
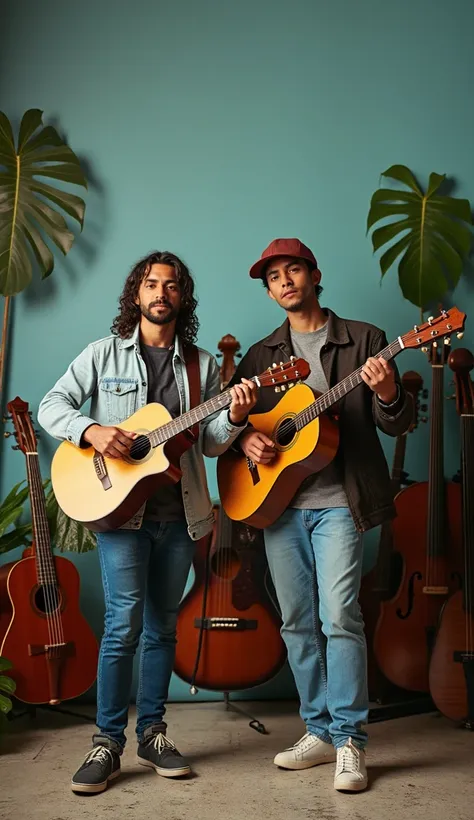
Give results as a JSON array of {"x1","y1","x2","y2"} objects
[
  {"x1": 275, "y1": 386, "x2": 281, "y2": 393},
  {"x1": 272, "y1": 362, "x2": 277, "y2": 368},
  {"x1": 280, "y1": 385, "x2": 286, "y2": 391},
  {"x1": 2, "y1": 415, "x2": 11, "y2": 423},
  {"x1": 421, "y1": 346, "x2": 429, "y2": 353},
  {"x1": 457, "y1": 332, "x2": 464, "y2": 340},
  {"x1": 446, "y1": 392, "x2": 456, "y2": 400},
  {"x1": 3, "y1": 431, "x2": 12, "y2": 438},
  {"x1": 288, "y1": 383, "x2": 295, "y2": 389},
  {"x1": 279, "y1": 361, "x2": 284, "y2": 366},
  {"x1": 420, "y1": 416, "x2": 428, "y2": 423},
  {"x1": 11, "y1": 445, "x2": 20, "y2": 450},
  {"x1": 290, "y1": 355, "x2": 296, "y2": 360},
  {"x1": 428, "y1": 316, "x2": 434, "y2": 325},
  {"x1": 444, "y1": 337, "x2": 451, "y2": 345}
]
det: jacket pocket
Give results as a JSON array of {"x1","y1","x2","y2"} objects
[{"x1": 99, "y1": 378, "x2": 139, "y2": 424}]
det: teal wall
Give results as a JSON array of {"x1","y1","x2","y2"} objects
[{"x1": 1, "y1": 0, "x2": 473, "y2": 703}]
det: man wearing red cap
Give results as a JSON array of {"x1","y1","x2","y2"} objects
[{"x1": 228, "y1": 238, "x2": 412, "y2": 792}]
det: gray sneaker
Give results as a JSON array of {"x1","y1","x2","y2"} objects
[
  {"x1": 137, "y1": 731, "x2": 191, "y2": 778},
  {"x1": 71, "y1": 745, "x2": 121, "y2": 794}
]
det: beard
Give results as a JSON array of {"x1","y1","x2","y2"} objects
[{"x1": 140, "y1": 300, "x2": 179, "y2": 326}]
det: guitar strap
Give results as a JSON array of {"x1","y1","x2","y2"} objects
[{"x1": 183, "y1": 343, "x2": 201, "y2": 444}]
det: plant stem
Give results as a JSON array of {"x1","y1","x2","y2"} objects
[{"x1": 0, "y1": 296, "x2": 11, "y2": 408}]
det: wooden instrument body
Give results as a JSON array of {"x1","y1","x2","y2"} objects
[
  {"x1": 374, "y1": 480, "x2": 462, "y2": 692},
  {"x1": 429, "y1": 591, "x2": 472, "y2": 721},
  {"x1": 218, "y1": 384, "x2": 339, "y2": 528},
  {"x1": 0, "y1": 555, "x2": 98, "y2": 704},
  {"x1": 175, "y1": 510, "x2": 286, "y2": 690},
  {"x1": 52, "y1": 403, "x2": 193, "y2": 531}
]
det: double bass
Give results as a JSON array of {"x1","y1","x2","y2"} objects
[
  {"x1": 429, "y1": 348, "x2": 474, "y2": 725},
  {"x1": 358, "y1": 370, "x2": 425, "y2": 700},
  {"x1": 0, "y1": 397, "x2": 98, "y2": 705},
  {"x1": 374, "y1": 339, "x2": 462, "y2": 692},
  {"x1": 174, "y1": 336, "x2": 286, "y2": 692}
]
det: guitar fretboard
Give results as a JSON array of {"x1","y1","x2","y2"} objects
[
  {"x1": 26, "y1": 453, "x2": 57, "y2": 586},
  {"x1": 294, "y1": 339, "x2": 403, "y2": 429},
  {"x1": 148, "y1": 378, "x2": 258, "y2": 447}
]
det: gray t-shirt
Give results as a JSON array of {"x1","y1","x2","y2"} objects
[
  {"x1": 140, "y1": 342, "x2": 185, "y2": 522},
  {"x1": 289, "y1": 325, "x2": 348, "y2": 509}
]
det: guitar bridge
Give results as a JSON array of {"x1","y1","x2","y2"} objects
[
  {"x1": 246, "y1": 456, "x2": 260, "y2": 486},
  {"x1": 93, "y1": 451, "x2": 112, "y2": 490},
  {"x1": 194, "y1": 617, "x2": 257, "y2": 631}
]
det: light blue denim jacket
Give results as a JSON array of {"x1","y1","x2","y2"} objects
[{"x1": 38, "y1": 325, "x2": 246, "y2": 540}]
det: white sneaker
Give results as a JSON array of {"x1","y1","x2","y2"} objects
[
  {"x1": 334, "y1": 739, "x2": 367, "y2": 791},
  {"x1": 274, "y1": 732, "x2": 336, "y2": 770}
]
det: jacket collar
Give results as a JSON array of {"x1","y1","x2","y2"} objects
[
  {"x1": 262, "y1": 309, "x2": 350, "y2": 348},
  {"x1": 119, "y1": 325, "x2": 183, "y2": 359}
]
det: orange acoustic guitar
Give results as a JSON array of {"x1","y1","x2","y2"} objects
[
  {"x1": 51, "y1": 358, "x2": 309, "y2": 532},
  {"x1": 0, "y1": 398, "x2": 98, "y2": 705},
  {"x1": 217, "y1": 308, "x2": 466, "y2": 528}
]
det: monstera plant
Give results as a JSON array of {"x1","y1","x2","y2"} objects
[
  {"x1": 0, "y1": 108, "x2": 88, "y2": 398},
  {"x1": 0, "y1": 656, "x2": 16, "y2": 729},
  {"x1": 367, "y1": 165, "x2": 472, "y2": 319},
  {"x1": 0, "y1": 109, "x2": 92, "y2": 553}
]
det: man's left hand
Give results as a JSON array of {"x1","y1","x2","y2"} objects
[
  {"x1": 229, "y1": 378, "x2": 258, "y2": 424},
  {"x1": 361, "y1": 357, "x2": 397, "y2": 404}
]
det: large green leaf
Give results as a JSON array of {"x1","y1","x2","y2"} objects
[
  {"x1": 367, "y1": 164, "x2": 473, "y2": 310},
  {"x1": 0, "y1": 109, "x2": 87, "y2": 296},
  {"x1": 46, "y1": 486, "x2": 96, "y2": 553}
]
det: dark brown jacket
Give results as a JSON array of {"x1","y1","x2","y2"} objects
[{"x1": 228, "y1": 309, "x2": 413, "y2": 533}]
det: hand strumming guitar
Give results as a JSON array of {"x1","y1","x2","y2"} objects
[
  {"x1": 83, "y1": 424, "x2": 137, "y2": 459},
  {"x1": 239, "y1": 430, "x2": 276, "y2": 464}
]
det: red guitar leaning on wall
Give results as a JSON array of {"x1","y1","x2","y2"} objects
[{"x1": 0, "y1": 397, "x2": 98, "y2": 706}]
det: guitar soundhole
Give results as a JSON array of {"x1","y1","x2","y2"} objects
[
  {"x1": 276, "y1": 418, "x2": 297, "y2": 447},
  {"x1": 129, "y1": 435, "x2": 152, "y2": 461},
  {"x1": 35, "y1": 584, "x2": 61, "y2": 615},
  {"x1": 211, "y1": 548, "x2": 240, "y2": 580}
]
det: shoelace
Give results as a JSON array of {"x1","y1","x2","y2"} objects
[
  {"x1": 336, "y1": 742, "x2": 361, "y2": 775},
  {"x1": 83, "y1": 746, "x2": 114, "y2": 767},
  {"x1": 287, "y1": 732, "x2": 316, "y2": 752},
  {"x1": 147, "y1": 732, "x2": 178, "y2": 755}
]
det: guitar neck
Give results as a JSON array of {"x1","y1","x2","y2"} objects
[
  {"x1": 148, "y1": 382, "x2": 251, "y2": 447},
  {"x1": 427, "y1": 364, "x2": 445, "y2": 560},
  {"x1": 25, "y1": 453, "x2": 57, "y2": 586},
  {"x1": 461, "y1": 415, "x2": 474, "y2": 614},
  {"x1": 295, "y1": 338, "x2": 403, "y2": 429}
]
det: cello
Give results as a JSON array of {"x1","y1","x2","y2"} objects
[
  {"x1": 174, "y1": 336, "x2": 286, "y2": 692},
  {"x1": 359, "y1": 370, "x2": 425, "y2": 700},
  {"x1": 373, "y1": 338, "x2": 463, "y2": 692},
  {"x1": 0, "y1": 397, "x2": 98, "y2": 705},
  {"x1": 429, "y1": 348, "x2": 474, "y2": 726}
]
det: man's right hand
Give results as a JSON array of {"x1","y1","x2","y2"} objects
[
  {"x1": 82, "y1": 424, "x2": 137, "y2": 459},
  {"x1": 239, "y1": 430, "x2": 277, "y2": 464}
]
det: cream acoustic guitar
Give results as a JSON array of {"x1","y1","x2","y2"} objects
[
  {"x1": 217, "y1": 308, "x2": 466, "y2": 529},
  {"x1": 51, "y1": 358, "x2": 309, "y2": 532}
]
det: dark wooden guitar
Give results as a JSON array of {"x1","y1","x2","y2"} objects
[
  {"x1": 429, "y1": 348, "x2": 474, "y2": 725},
  {"x1": 0, "y1": 397, "x2": 98, "y2": 705},
  {"x1": 174, "y1": 336, "x2": 286, "y2": 691}
]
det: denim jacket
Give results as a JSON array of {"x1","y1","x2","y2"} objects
[{"x1": 38, "y1": 325, "x2": 246, "y2": 540}]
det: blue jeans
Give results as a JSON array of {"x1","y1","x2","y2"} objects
[
  {"x1": 264, "y1": 508, "x2": 368, "y2": 749},
  {"x1": 94, "y1": 520, "x2": 194, "y2": 749}
]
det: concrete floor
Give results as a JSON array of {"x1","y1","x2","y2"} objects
[{"x1": 0, "y1": 701, "x2": 473, "y2": 820}]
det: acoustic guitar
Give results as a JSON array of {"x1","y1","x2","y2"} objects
[
  {"x1": 217, "y1": 308, "x2": 466, "y2": 528},
  {"x1": 51, "y1": 358, "x2": 309, "y2": 532},
  {"x1": 0, "y1": 397, "x2": 98, "y2": 705}
]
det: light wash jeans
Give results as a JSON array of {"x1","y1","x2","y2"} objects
[
  {"x1": 93, "y1": 520, "x2": 194, "y2": 750},
  {"x1": 264, "y1": 507, "x2": 368, "y2": 749}
]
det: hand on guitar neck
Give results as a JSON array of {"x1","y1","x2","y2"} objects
[{"x1": 82, "y1": 378, "x2": 257, "y2": 458}]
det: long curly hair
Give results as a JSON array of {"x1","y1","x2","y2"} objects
[{"x1": 111, "y1": 251, "x2": 199, "y2": 344}]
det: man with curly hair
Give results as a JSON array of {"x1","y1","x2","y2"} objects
[{"x1": 39, "y1": 251, "x2": 257, "y2": 794}]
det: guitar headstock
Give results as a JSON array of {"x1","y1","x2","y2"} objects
[
  {"x1": 401, "y1": 307, "x2": 466, "y2": 358},
  {"x1": 6, "y1": 397, "x2": 38, "y2": 455},
  {"x1": 256, "y1": 357, "x2": 310, "y2": 391},
  {"x1": 448, "y1": 348, "x2": 474, "y2": 417},
  {"x1": 401, "y1": 370, "x2": 426, "y2": 431}
]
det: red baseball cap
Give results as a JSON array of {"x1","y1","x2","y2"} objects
[{"x1": 249, "y1": 238, "x2": 320, "y2": 280}]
